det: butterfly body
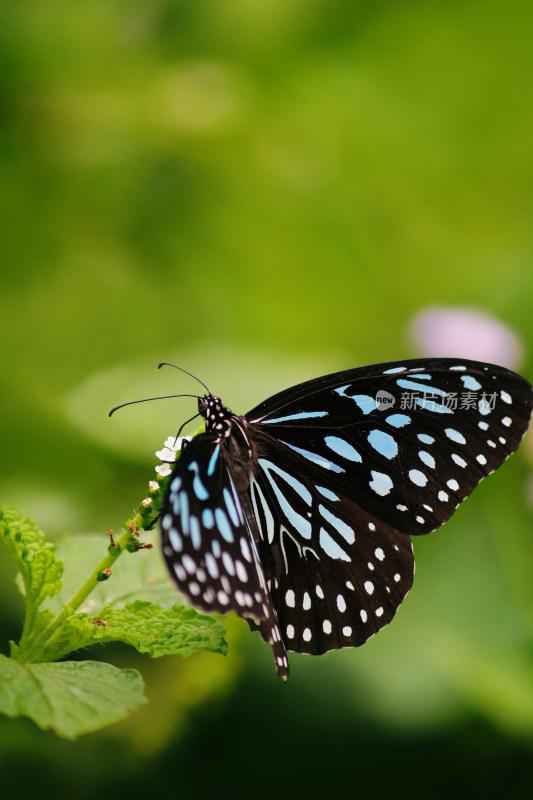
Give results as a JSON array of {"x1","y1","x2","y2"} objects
[{"x1": 160, "y1": 359, "x2": 533, "y2": 679}]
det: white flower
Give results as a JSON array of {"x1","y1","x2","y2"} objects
[
  {"x1": 155, "y1": 463, "x2": 172, "y2": 477},
  {"x1": 148, "y1": 480, "x2": 159, "y2": 492},
  {"x1": 155, "y1": 447, "x2": 177, "y2": 462},
  {"x1": 141, "y1": 497, "x2": 152, "y2": 508},
  {"x1": 163, "y1": 435, "x2": 193, "y2": 451}
]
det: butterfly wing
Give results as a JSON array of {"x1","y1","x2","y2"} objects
[
  {"x1": 248, "y1": 434, "x2": 415, "y2": 655},
  {"x1": 161, "y1": 432, "x2": 289, "y2": 678},
  {"x1": 246, "y1": 358, "x2": 533, "y2": 535},
  {"x1": 245, "y1": 358, "x2": 532, "y2": 653}
]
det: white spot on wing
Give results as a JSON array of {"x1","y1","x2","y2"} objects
[
  {"x1": 409, "y1": 469, "x2": 427, "y2": 487},
  {"x1": 369, "y1": 470, "x2": 393, "y2": 496}
]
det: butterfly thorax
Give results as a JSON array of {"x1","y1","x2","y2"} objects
[
  {"x1": 198, "y1": 394, "x2": 234, "y2": 436},
  {"x1": 198, "y1": 394, "x2": 257, "y2": 489}
]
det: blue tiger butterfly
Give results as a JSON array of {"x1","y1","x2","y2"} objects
[{"x1": 116, "y1": 359, "x2": 533, "y2": 679}]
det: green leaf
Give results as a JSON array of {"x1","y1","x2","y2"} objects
[
  {"x1": 0, "y1": 506, "x2": 63, "y2": 632},
  {"x1": 41, "y1": 601, "x2": 227, "y2": 661},
  {"x1": 0, "y1": 655, "x2": 146, "y2": 739},
  {"x1": 44, "y1": 534, "x2": 179, "y2": 615}
]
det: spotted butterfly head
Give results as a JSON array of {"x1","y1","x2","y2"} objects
[{"x1": 199, "y1": 394, "x2": 234, "y2": 434}]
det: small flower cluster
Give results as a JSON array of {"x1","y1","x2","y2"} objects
[
  {"x1": 136, "y1": 436, "x2": 192, "y2": 510},
  {"x1": 154, "y1": 435, "x2": 191, "y2": 477}
]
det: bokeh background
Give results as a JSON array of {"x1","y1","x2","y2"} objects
[{"x1": 2, "y1": 0, "x2": 533, "y2": 797}]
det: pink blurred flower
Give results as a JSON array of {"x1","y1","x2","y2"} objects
[{"x1": 409, "y1": 307, "x2": 524, "y2": 369}]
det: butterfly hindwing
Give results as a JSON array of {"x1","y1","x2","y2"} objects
[
  {"x1": 248, "y1": 434, "x2": 415, "y2": 654},
  {"x1": 161, "y1": 432, "x2": 289, "y2": 677}
]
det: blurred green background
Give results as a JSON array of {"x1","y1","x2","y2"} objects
[{"x1": 2, "y1": 0, "x2": 533, "y2": 797}]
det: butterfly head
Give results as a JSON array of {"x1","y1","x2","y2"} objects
[{"x1": 199, "y1": 394, "x2": 234, "y2": 435}]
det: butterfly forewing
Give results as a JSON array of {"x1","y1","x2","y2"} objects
[
  {"x1": 161, "y1": 432, "x2": 289, "y2": 677},
  {"x1": 247, "y1": 359, "x2": 533, "y2": 536}
]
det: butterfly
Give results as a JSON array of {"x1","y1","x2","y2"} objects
[{"x1": 153, "y1": 359, "x2": 533, "y2": 680}]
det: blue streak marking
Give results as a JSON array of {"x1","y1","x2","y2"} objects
[
  {"x1": 251, "y1": 479, "x2": 275, "y2": 543},
  {"x1": 202, "y1": 508, "x2": 215, "y2": 529},
  {"x1": 386, "y1": 413, "x2": 411, "y2": 428},
  {"x1": 215, "y1": 507, "x2": 234, "y2": 543},
  {"x1": 416, "y1": 397, "x2": 453, "y2": 414},
  {"x1": 383, "y1": 366, "x2": 406, "y2": 374},
  {"x1": 263, "y1": 411, "x2": 328, "y2": 424},
  {"x1": 223, "y1": 487, "x2": 240, "y2": 527},
  {"x1": 418, "y1": 433, "x2": 435, "y2": 444},
  {"x1": 367, "y1": 430, "x2": 398, "y2": 459},
  {"x1": 319, "y1": 504, "x2": 355, "y2": 544},
  {"x1": 259, "y1": 461, "x2": 310, "y2": 506},
  {"x1": 189, "y1": 516, "x2": 202, "y2": 549},
  {"x1": 319, "y1": 529, "x2": 351, "y2": 561},
  {"x1": 316, "y1": 486, "x2": 340, "y2": 502},
  {"x1": 408, "y1": 373, "x2": 431, "y2": 380},
  {"x1": 188, "y1": 461, "x2": 209, "y2": 501},
  {"x1": 228, "y1": 473, "x2": 245, "y2": 523},
  {"x1": 335, "y1": 386, "x2": 377, "y2": 414},
  {"x1": 324, "y1": 435, "x2": 362, "y2": 462},
  {"x1": 259, "y1": 459, "x2": 312, "y2": 539},
  {"x1": 397, "y1": 379, "x2": 447, "y2": 396},
  {"x1": 179, "y1": 491, "x2": 190, "y2": 535},
  {"x1": 169, "y1": 528, "x2": 182, "y2": 552},
  {"x1": 207, "y1": 446, "x2": 220, "y2": 476},
  {"x1": 280, "y1": 440, "x2": 345, "y2": 473},
  {"x1": 461, "y1": 375, "x2": 482, "y2": 391},
  {"x1": 205, "y1": 553, "x2": 218, "y2": 578}
]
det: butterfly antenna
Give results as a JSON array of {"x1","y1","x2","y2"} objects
[
  {"x1": 172, "y1": 412, "x2": 201, "y2": 448},
  {"x1": 108, "y1": 394, "x2": 200, "y2": 417},
  {"x1": 158, "y1": 362, "x2": 211, "y2": 395}
]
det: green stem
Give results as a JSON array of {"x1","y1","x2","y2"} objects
[
  {"x1": 24, "y1": 528, "x2": 133, "y2": 661},
  {"x1": 13, "y1": 467, "x2": 171, "y2": 663}
]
